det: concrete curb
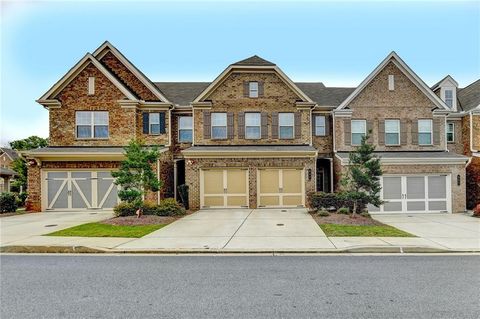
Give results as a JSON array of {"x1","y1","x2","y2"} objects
[{"x1": 2, "y1": 245, "x2": 478, "y2": 254}]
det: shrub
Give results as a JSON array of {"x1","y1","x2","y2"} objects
[
  {"x1": 317, "y1": 209, "x2": 330, "y2": 217},
  {"x1": 15, "y1": 192, "x2": 28, "y2": 207},
  {"x1": 113, "y1": 199, "x2": 186, "y2": 218},
  {"x1": 309, "y1": 192, "x2": 340, "y2": 211},
  {"x1": 473, "y1": 204, "x2": 480, "y2": 218},
  {"x1": 337, "y1": 207, "x2": 350, "y2": 214},
  {"x1": 0, "y1": 192, "x2": 18, "y2": 213},
  {"x1": 154, "y1": 198, "x2": 186, "y2": 216},
  {"x1": 113, "y1": 202, "x2": 138, "y2": 217}
]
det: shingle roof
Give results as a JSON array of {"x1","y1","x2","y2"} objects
[
  {"x1": 183, "y1": 145, "x2": 317, "y2": 153},
  {"x1": 0, "y1": 148, "x2": 19, "y2": 160},
  {"x1": 154, "y1": 82, "x2": 210, "y2": 106},
  {"x1": 0, "y1": 167, "x2": 17, "y2": 176},
  {"x1": 336, "y1": 151, "x2": 468, "y2": 159},
  {"x1": 457, "y1": 79, "x2": 480, "y2": 112},
  {"x1": 296, "y1": 83, "x2": 355, "y2": 106},
  {"x1": 232, "y1": 55, "x2": 276, "y2": 66}
]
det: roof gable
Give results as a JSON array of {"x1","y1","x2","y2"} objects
[
  {"x1": 232, "y1": 55, "x2": 276, "y2": 66},
  {"x1": 93, "y1": 41, "x2": 171, "y2": 103},
  {"x1": 336, "y1": 52, "x2": 450, "y2": 111},
  {"x1": 0, "y1": 148, "x2": 19, "y2": 161},
  {"x1": 431, "y1": 75, "x2": 458, "y2": 91}
]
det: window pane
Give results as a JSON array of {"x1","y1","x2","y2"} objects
[
  {"x1": 351, "y1": 120, "x2": 366, "y2": 133},
  {"x1": 94, "y1": 125, "x2": 108, "y2": 138},
  {"x1": 447, "y1": 123, "x2": 454, "y2": 133},
  {"x1": 179, "y1": 116, "x2": 192, "y2": 129},
  {"x1": 445, "y1": 90, "x2": 453, "y2": 99},
  {"x1": 211, "y1": 113, "x2": 227, "y2": 126},
  {"x1": 446, "y1": 99, "x2": 453, "y2": 107},
  {"x1": 418, "y1": 120, "x2": 432, "y2": 132},
  {"x1": 385, "y1": 120, "x2": 399, "y2": 133},
  {"x1": 179, "y1": 130, "x2": 192, "y2": 142},
  {"x1": 315, "y1": 126, "x2": 325, "y2": 136},
  {"x1": 212, "y1": 126, "x2": 227, "y2": 139},
  {"x1": 246, "y1": 127, "x2": 260, "y2": 139},
  {"x1": 249, "y1": 82, "x2": 258, "y2": 98},
  {"x1": 279, "y1": 113, "x2": 294, "y2": 126},
  {"x1": 419, "y1": 133, "x2": 431, "y2": 145},
  {"x1": 149, "y1": 113, "x2": 160, "y2": 124},
  {"x1": 352, "y1": 133, "x2": 364, "y2": 145},
  {"x1": 447, "y1": 133, "x2": 454, "y2": 142},
  {"x1": 76, "y1": 112, "x2": 91, "y2": 125},
  {"x1": 279, "y1": 127, "x2": 293, "y2": 139},
  {"x1": 150, "y1": 124, "x2": 160, "y2": 135},
  {"x1": 386, "y1": 133, "x2": 399, "y2": 145},
  {"x1": 245, "y1": 113, "x2": 261, "y2": 126},
  {"x1": 316, "y1": 116, "x2": 325, "y2": 126},
  {"x1": 94, "y1": 112, "x2": 108, "y2": 125},
  {"x1": 77, "y1": 126, "x2": 91, "y2": 138}
]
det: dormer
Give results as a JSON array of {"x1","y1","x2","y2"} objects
[{"x1": 431, "y1": 75, "x2": 459, "y2": 111}]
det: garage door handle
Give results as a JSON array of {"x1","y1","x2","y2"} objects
[
  {"x1": 224, "y1": 188, "x2": 227, "y2": 194},
  {"x1": 279, "y1": 188, "x2": 283, "y2": 193}
]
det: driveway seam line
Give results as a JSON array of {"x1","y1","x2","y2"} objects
[{"x1": 222, "y1": 209, "x2": 254, "y2": 249}]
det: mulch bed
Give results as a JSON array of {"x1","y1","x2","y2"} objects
[
  {"x1": 310, "y1": 212, "x2": 383, "y2": 226},
  {"x1": 100, "y1": 215, "x2": 181, "y2": 226}
]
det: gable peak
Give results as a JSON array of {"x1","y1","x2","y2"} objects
[{"x1": 232, "y1": 55, "x2": 276, "y2": 67}]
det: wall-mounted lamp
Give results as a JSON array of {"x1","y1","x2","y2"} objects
[
  {"x1": 307, "y1": 169, "x2": 312, "y2": 181},
  {"x1": 457, "y1": 175, "x2": 461, "y2": 186}
]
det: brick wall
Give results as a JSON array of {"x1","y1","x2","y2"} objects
[
  {"x1": 447, "y1": 120, "x2": 464, "y2": 154},
  {"x1": 135, "y1": 109, "x2": 170, "y2": 146},
  {"x1": 312, "y1": 114, "x2": 333, "y2": 155}
]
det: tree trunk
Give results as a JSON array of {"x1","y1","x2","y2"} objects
[{"x1": 352, "y1": 201, "x2": 357, "y2": 218}]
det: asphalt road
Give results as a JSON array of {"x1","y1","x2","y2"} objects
[{"x1": 1, "y1": 255, "x2": 479, "y2": 319}]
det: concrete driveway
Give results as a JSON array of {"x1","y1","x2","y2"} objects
[
  {"x1": 373, "y1": 213, "x2": 480, "y2": 250},
  {"x1": 117, "y1": 208, "x2": 335, "y2": 250}
]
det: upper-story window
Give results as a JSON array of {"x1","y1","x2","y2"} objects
[
  {"x1": 249, "y1": 82, "x2": 259, "y2": 98},
  {"x1": 178, "y1": 116, "x2": 193, "y2": 143},
  {"x1": 418, "y1": 119, "x2": 433, "y2": 145},
  {"x1": 211, "y1": 113, "x2": 227, "y2": 139},
  {"x1": 279, "y1": 113, "x2": 294, "y2": 139},
  {"x1": 444, "y1": 89, "x2": 453, "y2": 108},
  {"x1": 76, "y1": 111, "x2": 108, "y2": 139},
  {"x1": 446, "y1": 122, "x2": 455, "y2": 143},
  {"x1": 149, "y1": 113, "x2": 161, "y2": 135},
  {"x1": 351, "y1": 120, "x2": 366, "y2": 145},
  {"x1": 315, "y1": 116, "x2": 326, "y2": 136},
  {"x1": 385, "y1": 119, "x2": 400, "y2": 145},
  {"x1": 245, "y1": 113, "x2": 261, "y2": 139}
]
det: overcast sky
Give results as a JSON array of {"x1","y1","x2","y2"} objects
[{"x1": 1, "y1": 0, "x2": 479, "y2": 146}]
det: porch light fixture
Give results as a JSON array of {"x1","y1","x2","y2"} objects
[
  {"x1": 307, "y1": 169, "x2": 312, "y2": 181},
  {"x1": 457, "y1": 175, "x2": 461, "y2": 186}
]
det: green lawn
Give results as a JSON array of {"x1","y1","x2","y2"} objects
[
  {"x1": 320, "y1": 224, "x2": 415, "y2": 237},
  {"x1": 46, "y1": 222, "x2": 166, "y2": 238}
]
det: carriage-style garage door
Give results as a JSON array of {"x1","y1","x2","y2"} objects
[
  {"x1": 200, "y1": 169, "x2": 249, "y2": 208},
  {"x1": 257, "y1": 168, "x2": 304, "y2": 208},
  {"x1": 44, "y1": 171, "x2": 119, "y2": 210},
  {"x1": 370, "y1": 175, "x2": 450, "y2": 213}
]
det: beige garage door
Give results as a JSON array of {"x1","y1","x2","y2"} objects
[
  {"x1": 258, "y1": 168, "x2": 304, "y2": 207},
  {"x1": 201, "y1": 169, "x2": 248, "y2": 208}
]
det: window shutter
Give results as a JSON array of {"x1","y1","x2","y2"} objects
[
  {"x1": 312, "y1": 115, "x2": 317, "y2": 136},
  {"x1": 159, "y1": 112, "x2": 166, "y2": 134},
  {"x1": 271, "y1": 112, "x2": 279, "y2": 139},
  {"x1": 367, "y1": 120, "x2": 373, "y2": 143},
  {"x1": 258, "y1": 81, "x2": 264, "y2": 97},
  {"x1": 325, "y1": 116, "x2": 331, "y2": 135},
  {"x1": 295, "y1": 112, "x2": 302, "y2": 139},
  {"x1": 400, "y1": 120, "x2": 407, "y2": 145},
  {"x1": 203, "y1": 111, "x2": 211, "y2": 139},
  {"x1": 378, "y1": 120, "x2": 385, "y2": 145},
  {"x1": 261, "y1": 112, "x2": 268, "y2": 139},
  {"x1": 243, "y1": 81, "x2": 249, "y2": 97},
  {"x1": 411, "y1": 120, "x2": 418, "y2": 145},
  {"x1": 227, "y1": 112, "x2": 234, "y2": 139},
  {"x1": 142, "y1": 112, "x2": 149, "y2": 134},
  {"x1": 238, "y1": 112, "x2": 245, "y2": 139},
  {"x1": 433, "y1": 118, "x2": 441, "y2": 145},
  {"x1": 344, "y1": 119, "x2": 351, "y2": 145}
]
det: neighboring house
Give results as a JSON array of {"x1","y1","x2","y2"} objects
[
  {"x1": 24, "y1": 41, "x2": 474, "y2": 214},
  {"x1": 0, "y1": 148, "x2": 19, "y2": 192}
]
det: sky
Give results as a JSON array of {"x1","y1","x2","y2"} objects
[{"x1": 1, "y1": 0, "x2": 479, "y2": 146}]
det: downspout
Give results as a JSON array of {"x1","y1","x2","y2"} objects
[
  {"x1": 332, "y1": 110, "x2": 336, "y2": 153},
  {"x1": 191, "y1": 105, "x2": 195, "y2": 146},
  {"x1": 444, "y1": 115, "x2": 448, "y2": 152},
  {"x1": 470, "y1": 112, "x2": 478, "y2": 153},
  {"x1": 166, "y1": 107, "x2": 172, "y2": 148}
]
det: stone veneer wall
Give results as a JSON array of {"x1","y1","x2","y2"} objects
[{"x1": 185, "y1": 157, "x2": 316, "y2": 210}]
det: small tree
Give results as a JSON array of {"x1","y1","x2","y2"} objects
[
  {"x1": 340, "y1": 132, "x2": 383, "y2": 217},
  {"x1": 112, "y1": 140, "x2": 162, "y2": 205}
]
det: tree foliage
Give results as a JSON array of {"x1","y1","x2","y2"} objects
[
  {"x1": 111, "y1": 140, "x2": 162, "y2": 205},
  {"x1": 9, "y1": 136, "x2": 48, "y2": 151},
  {"x1": 340, "y1": 132, "x2": 383, "y2": 217}
]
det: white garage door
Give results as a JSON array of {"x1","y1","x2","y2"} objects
[
  {"x1": 369, "y1": 175, "x2": 450, "y2": 213},
  {"x1": 257, "y1": 168, "x2": 304, "y2": 208},
  {"x1": 45, "y1": 171, "x2": 119, "y2": 210},
  {"x1": 200, "y1": 169, "x2": 248, "y2": 208}
]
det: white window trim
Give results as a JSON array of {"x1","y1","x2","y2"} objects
[
  {"x1": 351, "y1": 119, "x2": 366, "y2": 145},
  {"x1": 315, "y1": 115, "x2": 326, "y2": 136},
  {"x1": 245, "y1": 112, "x2": 261, "y2": 140},
  {"x1": 388, "y1": 75, "x2": 394, "y2": 91},
  {"x1": 440, "y1": 87, "x2": 457, "y2": 110},
  {"x1": 446, "y1": 122, "x2": 455, "y2": 143},
  {"x1": 385, "y1": 119, "x2": 400, "y2": 146},
  {"x1": 149, "y1": 113, "x2": 160, "y2": 135},
  {"x1": 249, "y1": 82, "x2": 259, "y2": 98},
  {"x1": 211, "y1": 112, "x2": 227, "y2": 140},
  {"x1": 178, "y1": 116, "x2": 193, "y2": 143},
  {"x1": 418, "y1": 119, "x2": 433, "y2": 145},
  {"x1": 279, "y1": 113, "x2": 295, "y2": 139},
  {"x1": 88, "y1": 77, "x2": 95, "y2": 95},
  {"x1": 75, "y1": 111, "x2": 109, "y2": 139}
]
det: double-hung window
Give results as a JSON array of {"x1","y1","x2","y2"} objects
[
  {"x1": 76, "y1": 111, "x2": 109, "y2": 139},
  {"x1": 315, "y1": 116, "x2": 326, "y2": 136},
  {"x1": 385, "y1": 119, "x2": 400, "y2": 145},
  {"x1": 211, "y1": 113, "x2": 227, "y2": 139},
  {"x1": 444, "y1": 90, "x2": 453, "y2": 108},
  {"x1": 351, "y1": 120, "x2": 366, "y2": 145},
  {"x1": 149, "y1": 113, "x2": 160, "y2": 135},
  {"x1": 245, "y1": 113, "x2": 261, "y2": 139},
  {"x1": 178, "y1": 116, "x2": 193, "y2": 143},
  {"x1": 446, "y1": 122, "x2": 455, "y2": 143},
  {"x1": 418, "y1": 119, "x2": 432, "y2": 145},
  {"x1": 279, "y1": 113, "x2": 294, "y2": 139},
  {"x1": 249, "y1": 82, "x2": 259, "y2": 98}
]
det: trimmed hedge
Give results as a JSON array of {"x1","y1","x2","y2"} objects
[
  {"x1": 113, "y1": 199, "x2": 186, "y2": 217},
  {"x1": 0, "y1": 192, "x2": 18, "y2": 213},
  {"x1": 309, "y1": 192, "x2": 367, "y2": 213}
]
